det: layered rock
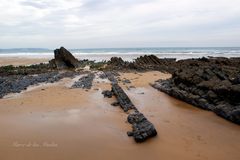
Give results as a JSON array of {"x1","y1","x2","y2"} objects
[
  {"x1": 152, "y1": 57, "x2": 240, "y2": 124},
  {"x1": 49, "y1": 47, "x2": 80, "y2": 69},
  {"x1": 107, "y1": 57, "x2": 126, "y2": 66},
  {"x1": 101, "y1": 73, "x2": 157, "y2": 142},
  {"x1": 0, "y1": 63, "x2": 53, "y2": 76},
  {"x1": 127, "y1": 112, "x2": 157, "y2": 142},
  {"x1": 111, "y1": 83, "x2": 136, "y2": 112},
  {"x1": 102, "y1": 90, "x2": 113, "y2": 98},
  {"x1": 0, "y1": 71, "x2": 79, "y2": 98},
  {"x1": 106, "y1": 55, "x2": 176, "y2": 72},
  {"x1": 71, "y1": 73, "x2": 95, "y2": 89}
]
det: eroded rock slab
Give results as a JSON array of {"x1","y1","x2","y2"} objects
[
  {"x1": 102, "y1": 73, "x2": 157, "y2": 142},
  {"x1": 111, "y1": 83, "x2": 135, "y2": 112},
  {"x1": 152, "y1": 57, "x2": 240, "y2": 124},
  {"x1": 0, "y1": 71, "x2": 79, "y2": 98},
  {"x1": 71, "y1": 73, "x2": 95, "y2": 89},
  {"x1": 127, "y1": 112, "x2": 157, "y2": 142},
  {"x1": 102, "y1": 90, "x2": 113, "y2": 98}
]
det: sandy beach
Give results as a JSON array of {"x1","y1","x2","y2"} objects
[
  {"x1": 1, "y1": 0, "x2": 240, "y2": 159},
  {"x1": 0, "y1": 57, "x2": 50, "y2": 66},
  {"x1": 0, "y1": 58, "x2": 240, "y2": 160}
]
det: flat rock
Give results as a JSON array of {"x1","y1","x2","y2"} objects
[{"x1": 71, "y1": 73, "x2": 95, "y2": 89}]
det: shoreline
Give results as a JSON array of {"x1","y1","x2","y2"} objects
[
  {"x1": 1, "y1": 52, "x2": 240, "y2": 66},
  {"x1": 0, "y1": 70, "x2": 240, "y2": 160},
  {"x1": 0, "y1": 57, "x2": 50, "y2": 66},
  {"x1": 0, "y1": 49, "x2": 240, "y2": 160}
]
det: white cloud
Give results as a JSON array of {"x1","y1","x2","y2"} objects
[{"x1": 0, "y1": 0, "x2": 240, "y2": 48}]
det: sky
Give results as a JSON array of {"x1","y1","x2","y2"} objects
[{"x1": 0, "y1": 0, "x2": 240, "y2": 49}]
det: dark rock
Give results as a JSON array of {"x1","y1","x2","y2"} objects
[
  {"x1": 0, "y1": 63, "x2": 53, "y2": 76},
  {"x1": 110, "y1": 82, "x2": 157, "y2": 142},
  {"x1": 71, "y1": 73, "x2": 95, "y2": 89},
  {"x1": 102, "y1": 90, "x2": 113, "y2": 98},
  {"x1": 127, "y1": 112, "x2": 157, "y2": 142},
  {"x1": 100, "y1": 71, "x2": 120, "y2": 83},
  {"x1": 151, "y1": 57, "x2": 240, "y2": 125},
  {"x1": 111, "y1": 102, "x2": 120, "y2": 106},
  {"x1": 111, "y1": 83, "x2": 135, "y2": 112},
  {"x1": 108, "y1": 57, "x2": 125, "y2": 66},
  {"x1": 232, "y1": 74, "x2": 240, "y2": 84},
  {"x1": 122, "y1": 79, "x2": 131, "y2": 84},
  {"x1": 50, "y1": 47, "x2": 80, "y2": 69},
  {"x1": 0, "y1": 71, "x2": 79, "y2": 98},
  {"x1": 105, "y1": 55, "x2": 176, "y2": 72},
  {"x1": 127, "y1": 131, "x2": 134, "y2": 136}
]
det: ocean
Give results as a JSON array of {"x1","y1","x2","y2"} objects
[{"x1": 0, "y1": 47, "x2": 240, "y2": 61}]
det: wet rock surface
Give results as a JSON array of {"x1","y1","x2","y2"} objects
[
  {"x1": 122, "y1": 79, "x2": 131, "y2": 84},
  {"x1": 111, "y1": 83, "x2": 136, "y2": 112},
  {"x1": 0, "y1": 71, "x2": 79, "y2": 98},
  {"x1": 111, "y1": 101, "x2": 120, "y2": 106},
  {"x1": 111, "y1": 83, "x2": 157, "y2": 142},
  {"x1": 152, "y1": 57, "x2": 240, "y2": 124},
  {"x1": 101, "y1": 73, "x2": 157, "y2": 142},
  {"x1": 127, "y1": 112, "x2": 157, "y2": 142},
  {"x1": 101, "y1": 90, "x2": 113, "y2": 98},
  {"x1": 71, "y1": 73, "x2": 95, "y2": 89},
  {"x1": 99, "y1": 71, "x2": 120, "y2": 83}
]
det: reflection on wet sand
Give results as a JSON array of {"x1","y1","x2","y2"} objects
[{"x1": 0, "y1": 71, "x2": 239, "y2": 160}]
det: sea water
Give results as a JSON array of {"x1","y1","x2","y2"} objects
[{"x1": 0, "y1": 47, "x2": 240, "y2": 61}]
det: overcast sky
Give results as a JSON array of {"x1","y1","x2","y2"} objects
[{"x1": 0, "y1": 0, "x2": 240, "y2": 48}]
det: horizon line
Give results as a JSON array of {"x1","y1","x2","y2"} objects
[{"x1": 1, "y1": 46, "x2": 240, "y2": 50}]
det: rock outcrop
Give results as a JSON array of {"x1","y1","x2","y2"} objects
[
  {"x1": 50, "y1": 47, "x2": 80, "y2": 69},
  {"x1": 71, "y1": 73, "x2": 95, "y2": 89},
  {"x1": 0, "y1": 71, "x2": 79, "y2": 98},
  {"x1": 127, "y1": 112, "x2": 157, "y2": 142},
  {"x1": 102, "y1": 90, "x2": 113, "y2": 98},
  {"x1": 106, "y1": 55, "x2": 176, "y2": 72},
  {"x1": 101, "y1": 73, "x2": 157, "y2": 142},
  {"x1": 108, "y1": 57, "x2": 126, "y2": 66},
  {"x1": 111, "y1": 83, "x2": 136, "y2": 112},
  {"x1": 152, "y1": 57, "x2": 240, "y2": 124}
]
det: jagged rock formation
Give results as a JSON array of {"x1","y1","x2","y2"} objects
[
  {"x1": 135, "y1": 55, "x2": 175, "y2": 66},
  {"x1": 106, "y1": 55, "x2": 176, "y2": 72},
  {"x1": 152, "y1": 57, "x2": 240, "y2": 124},
  {"x1": 71, "y1": 73, "x2": 95, "y2": 89},
  {"x1": 49, "y1": 47, "x2": 80, "y2": 69},
  {"x1": 108, "y1": 57, "x2": 126, "y2": 66}
]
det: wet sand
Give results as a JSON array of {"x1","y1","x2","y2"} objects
[
  {"x1": 0, "y1": 62, "x2": 240, "y2": 160},
  {"x1": 0, "y1": 57, "x2": 50, "y2": 66}
]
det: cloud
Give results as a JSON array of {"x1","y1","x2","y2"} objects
[
  {"x1": 20, "y1": 1, "x2": 49, "y2": 9},
  {"x1": 0, "y1": 0, "x2": 240, "y2": 48}
]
